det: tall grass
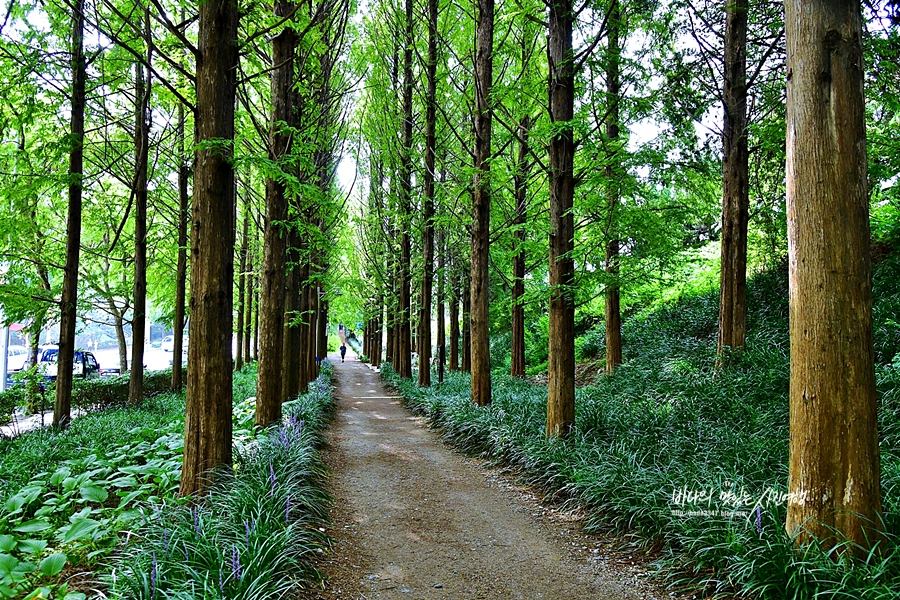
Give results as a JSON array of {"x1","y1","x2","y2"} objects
[
  {"x1": 382, "y1": 259, "x2": 900, "y2": 599},
  {"x1": 105, "y1": 364, "x2": 335, "y2": 600}
]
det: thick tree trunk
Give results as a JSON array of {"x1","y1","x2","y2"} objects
[
  {"x1": 604, "y1": 4, "x2": 622, "y2": 374},
  {"x1": 180, "y1": 0, "x2": 238, "y2": 498},
  {"x1": 396, "y1": 0, "x2": 414, "y2": 380},
  {"x1": 437, "y1": 234, "x2": 445, "y2": 382},
  {"x1": 462, "y1": 270, "x2": 471, "y2": 373},
  {"x1": 784, "y1": 0, "x2": 881, "y2": 552},
  {"x1": 235, "y1": 208, "x2": 248, "y2": 371},
  {"x1": 419, "y1": 35, "x2": 435, "y2": 385},
  {"x1": 54, "y1": 0, "x2": 86, "y2": 430},
  {"x1": 470, "y1": 0, "x2": 494, "y2": 405},
  {"x1": 717, "y1": 0, "x2": 750, "y2": 359},
  {"x1": 129, "y1": 52, "x2": 150, "y2": 404},
  {"x1": 546, "y1": 0, "x2": 576, "y2": 438},
  {"x1": 256, "y1": 0, "x2": 295, "y2": 428},
  {"x1": 308, "y1": 283, "x2": 318, "y2": 377},
  {"x1": 172, "y1": 103, "x2": 189, "y2": 390},
  {"x1": 283, "y1": 241, "x2": 301, "y2": 400},
  {"x1": 253, "y1": 289, "x2": 259, "y2": 359},
  {"x1": 511, "y1": 117, "x2": 531, "y2": 379}
]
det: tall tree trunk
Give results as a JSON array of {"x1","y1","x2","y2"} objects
[
  {"x1": 112, "y1": 305, "x2": 128, "y2": 374},
  {"x1": 511, "y1": 117, "x2": 531, "y2": 378},
  {"x1": 54, "y1": 0, "x2": 86, "y2": 429},
  {"x1": 396, "y1": 0, "x2": 414, "y2": 380},
  {"x1": 308, "y1": 282, "x2": 318, "y2": 377},
  {"x1": 172, "y1": 102, "x2": 189, "y2": 390},
  {"x1": 462, "y1": 270, "x2": 471, "y2": 373},
  {"x1": 235, "y1": 207, "x2": 248, "y2": 371},
  {"x1": 283, "y1": 240, "x2": 301, "y2": 400},
  {"x1": 297, "y1": 263, "x2": 310, "y2": 391},
  {"x1": 255, "y1": 0, "x2": 296, "y2": 428},
  {"x1": 244, "y1": 255, "x2": 253, "y2": 362},
  {"x1": 253, "y1": 289, "x2": 259, "y2": 359},
  {"x1": 784, "y1": 0, "x2": 881, "y2": 552},
  {"x1": 546, "y1": 0, "x2": 576, "y2": 438},
  {"x1": 181, "y1": 0, "x2": 239, "y2": 498},
  {"x1": 449, "y1": 267, "x2": 460, "y2": 371},
  {"x1": 717, "y1": 0, "x2": 750, "y2": 360},
  {"x1": 437, "y1": 233, "x2": 445, "y2": 382},
  {"x1": 470, "y1": 0, "x2": 494, "y2": 405},
  {"x1": 604, "y1": 1, "x2": 622, "y2": 374},
  {"x1": 130, "y1": 48, "x2": 150, "y2": 404},
  {"x1": 318, "y1": 298, "x2": 328, "y2": 360}
]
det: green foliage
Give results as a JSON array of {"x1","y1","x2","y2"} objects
[
  {"x1": 105, "y1": 369, "x2": 335, "y2": 600},
  {"x1": 382, "y1": 264, "x2": 900, "y2": 599}
]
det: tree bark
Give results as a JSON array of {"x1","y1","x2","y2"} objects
[
  {"x1": 605, "y1": 2, "x2": 622, "y2": 374},
  {"x1": 469, "y1": 0, "x2": 494, "y2": 405},
  {"x1": 511, "y1": 117, "x2": 531, "y2": 378},
  {"x1": 54, "y1": 0, "x2": 86, "y2": 430},
  {"x1": 180, "y1": 0, "x2": 238, "y2": 498},
  {"x1": 462, "y1": 270, "x2": 471, "y2": 373},
  {"x1": 235, "y1": 207, "x2": 248, "y2": 371},
  {"x1": 546, "y1": 0, "x2": 576, "y2": 438},
  {"x1": 129, "y1": 49, "x2": 150, "y2": 404},
  {"x1": 283, "y1": 239, "x2": 301, "y2": 400},
  {"x1": 396, "y1": 0, "x2": 414, "y2": 380},
  {"x1": 784, "y1": 0, "x2": 881, "y2": 552},
  {"x1": 244, "y1": 257, "x2": 253, "y2": 362},
  {"x1": 717, "y1": 0, "x2": 750, "y2": 360},
  {"x1": 437, "y1": 233, "x2": 446, "y2": 382},
  {"x1": 417, "y1": 0, "x2": 438, "y2": 387},
  {"x1": 256, "y1": 0, "x2": 296, "y2": 428},
  {"x1": 172, "y1": 102, "x2": 189, "y2": 390},
  {"x1": 298, "y1": 263, "x2": 310, "y2": 391},
  {"x1": 449, "y1": 267, "x2": 460, "y2": 371}
]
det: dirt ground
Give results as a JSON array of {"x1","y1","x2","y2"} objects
[{"x1": 306, "y1": 349, "x2": 667, "y2": 600}]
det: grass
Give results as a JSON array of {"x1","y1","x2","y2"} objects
[
  {"x1": 104, "y1": 362, "x2": 335, "y2": 600},
  {"x1": 381, "y1": 258, "x2": 900, "y2": 599},
  {"x1": 0, "y1": 362, "x2": 335, "y2": 599}
]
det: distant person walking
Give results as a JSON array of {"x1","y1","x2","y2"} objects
[{"x1": 340, "y1": 344, "x2": 347, "y2": 362}]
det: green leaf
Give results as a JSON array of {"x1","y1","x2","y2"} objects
[
  {"x1": 79, "y1": 485, "x2": 108, "y2": 504},
  {"x1": 64, "y1": 593, "x2": 87, "y2": 600},
  {"x1": 60, "y1": 519, "x2": 100, "y2": 544},
  {"x1": 2, "y1": 495, "x2": 25, "y2": 513},
  {"x1": 38, "y1": 553, "x2": 66, "y2": 577},
  {"x1": 0, "y1": 536, "x2": 14, "y2": 553},
  {"x1": 116, "y1": 489, "x2": 144, "y2": 508},
  {"x1": 16, "y1": 539, "x2": 47, "y2": 555},
  {"x1": 13, "y1": 520, "x2": 51, "y2": 533},
  {"x1": 49, "y1": 467, "x2": 71, "y2": 487},
  {"x1": 0, "y1": 554, "x2": 17, "y2": 578}
]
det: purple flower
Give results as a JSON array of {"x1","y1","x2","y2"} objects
[
  {"x1": 231, "y1": 545, "x2": 242, "y2": 581},
  {"x1": 244, "y1": 520, "x2": 251, "y2": 546},
  {"x1": 755, "y1": 506, "x2": 762, "y2": 534},
  {"x1": 192, "y1": 507, "x2": 200, "y2": 535},
  {"x1": 219, "y1": 569, "x2": 224, "y2": 594},
  {"x1": 150, "y1": 553, "x2": 157, "y2": 600}
]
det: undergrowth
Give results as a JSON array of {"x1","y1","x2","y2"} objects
[{"x1": 382, "y1": 259, "x2": 900, "y2": 600}]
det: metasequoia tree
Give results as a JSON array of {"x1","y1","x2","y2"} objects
[
  {"x1": 396, "y1": 0, "x2": 414, "y2": 379},
  {"x1": 545, "y1": 0, "x2": 576, "y2": 437},
  {"x1": 129, "y1": 20, "x2": 151, "y2": 403},
  {"x1": 604, "y1": 0, "x2": 622, "y2": 373},
  {"x1": 717, "y1": 0, "x2": 750, "y2": 358},
  {"x1": 171, "y1": 101, "x2": 189, "y2": 390},
  {"x1": 784, "y1": 0, "x2": 881, "y2": 551},
  {"x1": 54, "y1": 0, "x2": 86, "y2": 430},
  {"x1": 470, "y1": 0, "x2": 494, "y2": 405},
  {"x1": 256, "y1": 0, "x2": 296, "y2": 427},
  {"x1": 417, "y1": 0, "x2": 439, "y2": 387},
  {"x1": 181, "y1": 0, "x2": 239, "y2": 497},
  {"x1": 510, "y1": 116, "x2": 531, "y2": 378}
]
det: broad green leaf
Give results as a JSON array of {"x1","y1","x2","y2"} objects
[
  {"x1": 0, "y1": 536, "x2": 13, "y2": 553},
  {"x1": 116, "y1": 489, "x2": 144, "y2": 508},
  {"x1": 16, "y1": 539, "x2": 47, "y2": 555},
  {"x1": 13, "y1": 520, "x2": 51, "y2": 533},
  {"x1": 38, "y1": 553, "x2": 66, "y2": 577},
  {"x1": 0, "y1": 554, "x2": 17, "y2": 577},
  {"x1": 2, "y1": 496, "x2": 25, "y2": 513},
  {"x1": 79, "y1": 485, "x2": 108, "y2": 504},
  {"x1": 60, "y1": 518, "x2": 100, "y2": 544},
  {"x1": 49, "y1": 467, "x2": 71, "y2": 487}
]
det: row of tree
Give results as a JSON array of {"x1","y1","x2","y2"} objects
[
  {"x1": 0, "y1": 0, "x2": 352, "y2": 495},
  {"x1": 350, "y1": 0, "x2": 897, "y2": 554}
]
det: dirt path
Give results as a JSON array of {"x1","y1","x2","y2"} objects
[{"x1": 309, "y1": 349, "x2": 664, "y2": 600}]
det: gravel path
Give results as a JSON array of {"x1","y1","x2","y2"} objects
[{"x1": 308, "y1": 349, "x2": 665, "y2": 600}]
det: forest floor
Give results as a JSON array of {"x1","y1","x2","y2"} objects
[{"x1": 307, "y1": 348, "x2": 666, "y2": 600}]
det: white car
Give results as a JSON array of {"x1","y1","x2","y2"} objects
[{"x1": 6, "y1": 345, "x2": 29, "y2": 372}]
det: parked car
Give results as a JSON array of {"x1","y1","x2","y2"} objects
[
  {"x1": 6, "y1": 345, "x2": 29, "y2": 372},
  {"x1": 38, "y1": 349, "x2": 101, "y2": 381}
]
